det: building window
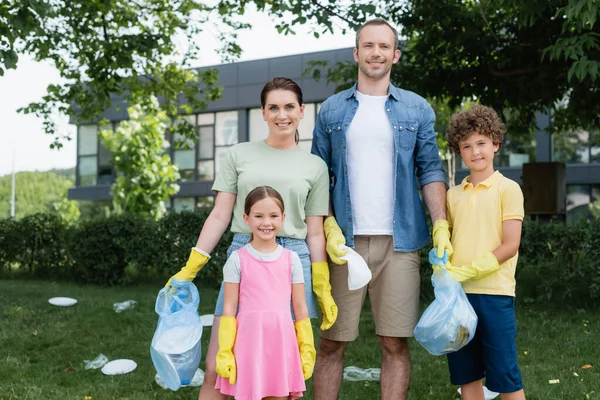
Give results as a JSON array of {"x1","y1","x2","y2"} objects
[
  {"x1": 553, "y1": 130, "x2": 591, "y2": 164},
  {"x1": 173, "y1": 197, "x2": 196, "y2": 213},
  {"x1": 566, "y1": 185, "x2": 593, "y2": 223},
  {"x1": 249, "y1": 108, "x2": 266, "y2": 142},
  {"x1": 78, "y1": 124, "x2": 98, "y2": 186},
  {"x1": 214, "y1": 111, "x2": 239, "y2": 174},
  {"x1": 173, "y1": 115, "x2": 197, "y2": 181},
  {"x1": 197, "y1": 196, "x2": 215, "y2": 208}
]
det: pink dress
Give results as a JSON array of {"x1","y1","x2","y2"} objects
[{"x1": 215, "y1": 247, "x2": 305, "y2": 399}]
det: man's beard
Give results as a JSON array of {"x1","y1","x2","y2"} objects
[{"x1": 359, "y1": 61, "x2": 391, "y2": 80}]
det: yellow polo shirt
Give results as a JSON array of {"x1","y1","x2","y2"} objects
[{"x1": 447, "y1": 171, "x2": 524, "y2": 296}]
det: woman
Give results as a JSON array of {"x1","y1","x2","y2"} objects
[{"x1": 165, "y1": 77, "x2": 337, "y2": 399}]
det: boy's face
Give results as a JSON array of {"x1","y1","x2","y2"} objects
[{"x1": 458, "y1": 132, "x2": 499, "y2": 175}]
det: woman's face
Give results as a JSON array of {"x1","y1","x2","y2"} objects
[{"x1": 262, "y1": 89, "x2": 305, "y2": 140}]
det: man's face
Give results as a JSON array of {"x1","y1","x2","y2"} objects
[{"x1": 354, "y1": 24, "x2": 401, "y2": 81}]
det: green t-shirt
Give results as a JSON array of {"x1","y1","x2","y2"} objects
[{"x1": 212, "y1": 141, "x2": 329, "y2": 239}]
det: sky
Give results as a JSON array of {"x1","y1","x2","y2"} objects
[{"x1": 0, "y1": 8, "x2": 356, "y2": 177}]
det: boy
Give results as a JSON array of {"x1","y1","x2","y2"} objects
[{"x1": 444, "y1": 104, "x2": 526, "y2": 400}]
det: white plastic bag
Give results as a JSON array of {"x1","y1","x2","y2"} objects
[
  {"x1": 413, "y1": 268, "x2": 477, "y2": 356},
  {"x1": 338, "y1": 244, "x2": 372, "y2": 290}
]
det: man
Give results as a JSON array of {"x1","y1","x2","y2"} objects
[{"x1": 310, "y1": 18, "x2": 452, "y2": 399}]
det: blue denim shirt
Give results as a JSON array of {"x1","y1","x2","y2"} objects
[{"x1": 311, "y1": 83, "x2": 446, "y2": 252}]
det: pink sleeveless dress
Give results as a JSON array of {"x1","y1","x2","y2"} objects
[{"x1": 215, "y1": 247, "x2": 305, "y2": 399}]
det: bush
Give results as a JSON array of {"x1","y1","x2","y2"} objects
[
  {"x1": 1, "y1": 211, "x2": 598, "y2": 307},
  {"x1": 517, "y1": 218, "x2": 600, "y2": 307},
  {"x1": 0, "y1": 213, "x2": 71, "y2": 278}
]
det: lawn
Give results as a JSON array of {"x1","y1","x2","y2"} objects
[{"x1": 0, "y1": 280, "x2": 598, "y2": 400}]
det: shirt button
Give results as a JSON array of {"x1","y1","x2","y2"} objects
[
  {"x1": 386, "y1": 108, "x2": 390, "y2": 112},
  {"x1": 393, "y1": 125, "x2": 397, "y2": 129}
]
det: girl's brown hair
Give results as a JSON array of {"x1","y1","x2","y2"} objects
[
  {"x1": 260, "y1": 77, "x2": 303, "y2": 144},
  {"x1": 244, "y1": 186, "x2": 285, "y2": 216}
]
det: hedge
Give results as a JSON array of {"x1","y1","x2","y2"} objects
[{"x1": 1, "y1": 212, "x2": 598, "y2": 307}]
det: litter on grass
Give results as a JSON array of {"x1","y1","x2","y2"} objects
[
  {"x1": 48, "y1": 297, "x2": 78, "y2": 307},
  {"x1": 84, "y1": 354, "x2": 109, "y2": 370},
  {"x1": 457, "y1": 386, "x2": 499, "y2": 399},
  {"x1": 155, "y1": 368, "x2": 205, "y2": 389},
  {"x1": 101, "y1": 359, "x2": 137, "y2": 375},
  {"x1": 113, "y1": 300, "x2": 137, "y2": 313},
  {"x1": 200, "y1": 314, "x2": 214, "y2": 327},
  {"x1": 343, "y1": 366, "x2": 380, "y2": 381}
]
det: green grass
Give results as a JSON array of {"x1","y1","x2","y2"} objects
[{"x1": 0, "y1": 280, "x2": 598, "y2": 400}]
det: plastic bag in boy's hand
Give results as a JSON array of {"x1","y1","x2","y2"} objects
[{"x1": 414, "y1": 268, "x2": 477, "y2": 356}]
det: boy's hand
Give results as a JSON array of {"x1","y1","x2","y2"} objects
[
  {"x1": 165, "y1": 247, "x2": 210, "y2": 287},
  {"x1": 432, "y1": 219, "x2": 453, "y2": 259},
  {"x1": 324, "y1": 217, "x2": 348, "y2": 265},
  {"x1": 311, "y1": 261, "x2": 338, "y2": 330},
  {"x1": 438, "y1": 251, "x2": 501, "y2": 282}
]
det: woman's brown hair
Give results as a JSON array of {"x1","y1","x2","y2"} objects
[{"x1": 260, "y1": 77, "x2": 303, "y2": 144}]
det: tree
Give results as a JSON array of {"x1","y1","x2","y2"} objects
[
  {"x1": 300, "y1": 1, "x2": 598, "y2": 136},
  {"x1": 0, "y1": 169, "x2": 78, "y2": 219},
  {"x1": 1, "y1": 0, "x2": 249, "y2": 148},
  {"x1": 99, "y1": 97, "x2": 180, "y2": 219}
]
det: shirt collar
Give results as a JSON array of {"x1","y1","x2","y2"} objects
[
  {"x1": 346, "y1": 82, "x2": 400, "y2": 100},
  {"x1": 461, "y1": 170, "x2": 502, "y2": 189}
]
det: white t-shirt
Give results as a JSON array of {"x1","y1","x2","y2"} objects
[
  {"x1": 222, "y1": 244, "x2": 304, "y2": 284},
  {"x1": 346, "y1": 91, "x2": 395, "y2": 235}
]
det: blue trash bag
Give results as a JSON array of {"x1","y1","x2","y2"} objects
[
  {"x1": 413, "y1": 250, "x2": 477, "y2": 356},
  {"x1": 151, "y1": 279, "x2": 203, "y2": 391}
]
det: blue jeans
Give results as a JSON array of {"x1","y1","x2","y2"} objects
[{"x1": 214, "y1": 233, "x2": 318, "y2": 318}]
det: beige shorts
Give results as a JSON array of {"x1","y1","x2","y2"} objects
[{"x1": 320, "y1": 235, "x2": 421, "y2": 341}]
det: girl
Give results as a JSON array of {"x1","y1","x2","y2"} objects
[
  {"x1": 215, "y1": 186, "x2": 315, "y2": 400},
  {"x1": 165, "y1": 77, "x2": 335, "y2": 399}
]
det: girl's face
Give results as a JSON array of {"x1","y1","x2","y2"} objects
[
  {"x1": 243, "y1": 197, "x2": 285, "y2": 242},
  {"x1": 262, "y1": 89, "x2": 304, "y2": 140}
]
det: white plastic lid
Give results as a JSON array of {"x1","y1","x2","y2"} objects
[
  {"x1": 153, "y1": 326, "x2": 202, "y2": 354},
  {"x1": 101, "y1": 359, "x2": 137, "y2": 375},
  {"x1": 48, "y1": 297, "x2": 78, "y2": 307},
  {"x1": 200, "y1": 314, "x2": 214, "y2": 327}
]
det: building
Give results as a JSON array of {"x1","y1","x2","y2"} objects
[{"x1": 68, "y1": 48, "x2": 600, "y2": 222}]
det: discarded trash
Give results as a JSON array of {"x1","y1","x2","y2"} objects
[
  {"x1": 113, "y1": 300, "x2": 137, "y2": 313},
  {"x1": 458, "y1": 386, "x2": 499, "y2": 399},
  {"x1": 200, "y1": 314, "x2": 214, "y2": 327},
  {"x1": 343, "y1": 366, "x2": 380, "y2": 381},
  {"x1": 581, "y1": 364, "x2": 593, "y2": 369},
  {"x1": 84, "y1": 354, "x2": 109, "y2": 370},
  {"x1": 155, "y1": 368, "x2": 205, "y2": 389},
  {"x1": 549, "y1": 379, "x2": 560, "y2": 384},
  {"x1": 101, "y1": 359, "x2": 137, "y2": 375},
  {"x1": 48, "y1": 297, "x2": 78, "y2": 307}
]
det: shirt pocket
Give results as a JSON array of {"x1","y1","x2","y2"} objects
[
  {"x1": 397, "y1": 121, "x2": 418, "y2": 150},
  {"x1": 326, "y1": 121, "x2": 345, "y2": 149}
]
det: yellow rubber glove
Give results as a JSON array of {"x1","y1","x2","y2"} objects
[
  {"x1": 324, "y1": 216, "x2": 348, "y2": 265},
  {"x1": 215, "y1": 316, "x2": 237, "y2": 384},
  {"x1": 311, "y1": 261, "x2": 338, "y2": 331},
  {"x1": 435, "y1": 251, "x2": 501, "y2": 282},
  {"x1": 294, "y1": 318, "x2": 316, "y2": 380},
  {"x1": 165, "y1": 247, "x2": 210, "y2": 287},
  {"x1": 432, "y1": 219, "x2": 454, "y2": 258}
]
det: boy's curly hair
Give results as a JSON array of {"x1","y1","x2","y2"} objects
[{"x1": 446, "y1": 104, "x2": 505, "y2": 154}]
